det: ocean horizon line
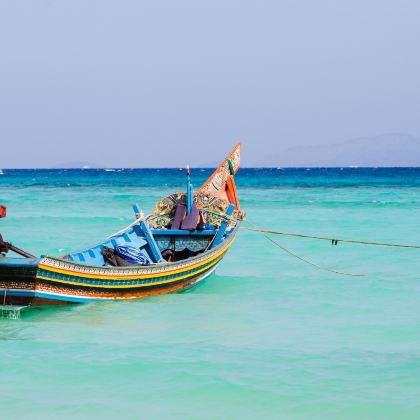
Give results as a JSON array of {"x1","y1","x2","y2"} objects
[{"x1": 3, "y1": 166, "x2": 420, "y2": 170}]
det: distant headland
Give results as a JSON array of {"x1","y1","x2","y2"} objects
[{"x1": 262, "y1": 133, "x2": 420, "y2": 167}]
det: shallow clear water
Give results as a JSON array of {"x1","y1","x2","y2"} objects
[{"x1": 1, "y1": 168, "x2": 420, "y2": 419}]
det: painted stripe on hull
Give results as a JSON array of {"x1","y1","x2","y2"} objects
[
  {"x1": 36, "y1": 252, "x2": 225, "y2": 290},
  {"x1": 38, "y1": 237, "x2": 233, "y2": 281},
  {"x1": 19, "y1": 262, "x2": 219, "y2": 304},
  {"x1": 0, "y1": 289, "x2": 34, "y2": 297}
]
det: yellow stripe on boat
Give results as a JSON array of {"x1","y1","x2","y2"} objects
[
  {"x1": 36, "y1": 254, "x2": 225, "y2": 288},
  {"x1": 37, "y1": 241, "x2": 232, "y2": 281}
]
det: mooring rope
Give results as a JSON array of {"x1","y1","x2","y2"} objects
[
  {"x1": 242, "y1": 227, "x2": 420, "y2": 249},
  {"x1": 244, "y1": 221, "x2": 366, "y2": 277}
]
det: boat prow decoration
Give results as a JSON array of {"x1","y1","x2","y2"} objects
[
  {"x1": 200, "y1": 143, "x2": 241, "y2": 209},
  {"x1": 0, "y1": 145, "x2": 243, "y2": 307}
]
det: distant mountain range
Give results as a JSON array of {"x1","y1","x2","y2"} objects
[
  {"x1": 8, "y1": 133, "x2": 420, "y2": 169},
  {"x1": 262, "y1": 133, "x2": 420, "y2": 167}
]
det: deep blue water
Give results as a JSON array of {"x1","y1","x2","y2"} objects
[{"x1": 2, "y1": 167, "x2": 420, "y2": 189}]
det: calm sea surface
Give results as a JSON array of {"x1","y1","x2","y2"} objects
[{"x1": 1, "y1": 168, "x2": 420, "y2": 419}]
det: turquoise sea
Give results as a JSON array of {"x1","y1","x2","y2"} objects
[{"x1": 1, "y1": 168, "x2": 420, "y2": 419}]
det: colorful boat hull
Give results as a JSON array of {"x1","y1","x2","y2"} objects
[{"x1": 0, "y1": 224, "x2": 238, "y2": 306}]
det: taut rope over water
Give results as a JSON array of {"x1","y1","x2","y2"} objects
[{"x1": 242, "y1": 227, "x2": 420, "y2": 249}]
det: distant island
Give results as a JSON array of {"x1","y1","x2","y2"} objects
[
  {"x1": 262, "y1": 133, "x2": 420, "y2": 167},
  {"x1": 3, "y1": 133, "x2": 420, "y2": 169}
]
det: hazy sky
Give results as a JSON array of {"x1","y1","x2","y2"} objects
[{"x1": 1, "y1": 0, "x2": 420, "y2": 167}]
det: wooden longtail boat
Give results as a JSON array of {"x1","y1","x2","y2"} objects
[{"x1": 0, "y1": 145, "x2": 243, "y2": 307}]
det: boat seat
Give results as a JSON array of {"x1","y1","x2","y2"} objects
[
  {"x1": 171, "y1": 204, "x2": 186, "y2": 230},
  {"x1": 181, "y1": 204, "x2": 200, "y2": 230}
]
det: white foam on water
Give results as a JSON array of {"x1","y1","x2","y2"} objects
[{"x1": 0, "y1": 306, "x2": 25, "y2": 320}]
